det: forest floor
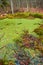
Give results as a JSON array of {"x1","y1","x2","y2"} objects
[
  {"x1": 0, "y1": 18, "x2": 43, "y2": 65},
  {"x1": 0, "y1": 18, "x2": 42, "y2": 47}
]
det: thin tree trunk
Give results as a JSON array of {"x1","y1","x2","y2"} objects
[
  {"x1": 10, "y1": 0, "x2": 14, "y2": 14},
  {"x1": 19, "y1": 0, "x2": 21, "y2": 8},
  {"x1": 26, "y1": 0, "x2": 28, "y2": 11}
]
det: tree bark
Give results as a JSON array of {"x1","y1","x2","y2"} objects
[{"x1": 10, "y1": 0, "x2": 14, "y2": 14}]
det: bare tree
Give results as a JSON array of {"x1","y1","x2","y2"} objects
[
  {"x1": 26, "y1": 0, "x2": 29, "y2": 11},
  {"x1": 10, "y1": 0, "x2": 14, "y2": 14}
]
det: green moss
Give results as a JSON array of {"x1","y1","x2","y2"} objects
[{"x1": 0, "y1": 18, "x2": 42, "y2": 47}]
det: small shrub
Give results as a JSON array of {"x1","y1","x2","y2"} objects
[
  {"x1": 0, "y1": 12, "x2": 43, "y2": 19},
  {"x1": 34, "y1": 25, "x2": 43, "y2": 36},
  {"x1": 14, "y1": 12, "x2": 30, "y2": 18},
  {"x1": 7, "y1": 14, "x2": 14, "y2": 19},
  {"x1": 34, "y1": 25, "x2": 43, "y2": 43},
  {"x1": 29, "y1": 13, "x2": 43, "y2": 19},
  {"x1": 33, "y1": 13, "x2": 43, "y2": 19},
  {"x1": 0, "y1": 15, "x2": 6, "y2": 19}
]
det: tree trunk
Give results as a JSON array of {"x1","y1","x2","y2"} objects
[
  {"x1": 10, "y1": 0, "x2": 14, "y2": 14},
  {"x1": 26, "y1": 0, "x2": 28, "y2": 11},
  {"x1": 19, "y1": 0, "x2": 21, "y2": 8}
]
